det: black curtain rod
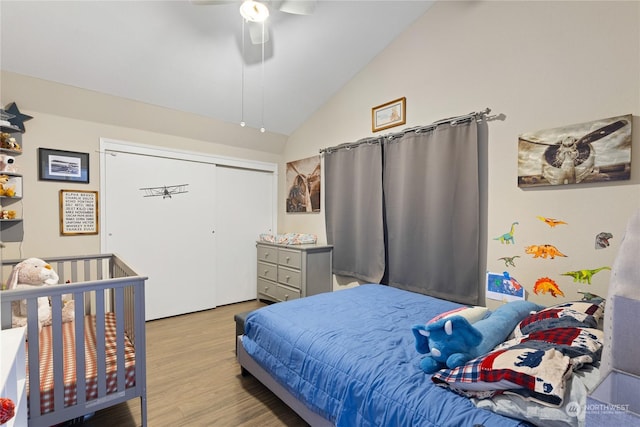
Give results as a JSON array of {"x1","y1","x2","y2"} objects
[{"x1": 319, "y1": 107, "x2": 492, "y2": 154}]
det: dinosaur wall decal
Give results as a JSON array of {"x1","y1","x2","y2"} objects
[
  {"x1": 533, "y1": 277, "x2": 565, "y2": 297},
  {"x1": 577, "y1": 291, "x2": 604, "y2": 301},
  {"x1": 494, "y1": 222, "x2": 518, "y2": 244},
  {"x1": 498, "y1": 255, "x2": 520, "y2": 267},
  {"x1": 525, "y1": 244, "x2": 567, "y2": 259},
  {"x1": 561, "y1": 267, "x2": 611, "y2": 284},
  {"x1": 536, "y1": 216, "x2": 568, "y2": 227},
  {"x1": 595, "y1": 232, "x2": 613, "y2": 249}
]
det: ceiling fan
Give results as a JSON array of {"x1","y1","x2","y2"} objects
[{"x1": 191, "y1": 0, "x2": 316, "y2": 44}]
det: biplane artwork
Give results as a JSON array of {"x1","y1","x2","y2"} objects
[
  {"x1": 518, "y1": 114, "x2": 632, "y2": 187},
  {"x1": 139, "y1": 184, "x2": 189, "y2": 199}
]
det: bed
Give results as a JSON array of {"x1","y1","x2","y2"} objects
[
  {"x1": 237, "y1": 284, "x2": 604, "y2": 427},
  {"x1": 0, "y1": 254, "x2": 147, "y2": 427}
]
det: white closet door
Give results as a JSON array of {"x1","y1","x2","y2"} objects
[
  {"x1": 215, "y1": 166, "x2": 274, "y2": 305},
  {"x1": 104, "y1": 151, "x2": 217, "y2": 320}
]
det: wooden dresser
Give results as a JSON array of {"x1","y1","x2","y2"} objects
[{"x1": 256, "y1": 242, "x2": 333, "y2": 303}]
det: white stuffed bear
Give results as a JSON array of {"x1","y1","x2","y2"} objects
[
  {"x1": 0, "y1": 154, "x2": 16, "y2": 173},
  {"x1": 7, "y1": 258, "x2": 74, "y2": 331}
]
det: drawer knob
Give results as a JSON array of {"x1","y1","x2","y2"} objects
[
  {"x1": 264, "y1": 253, "x2": 269, "y2": 258},
  {"x1": 284, "y1": 294, "x2": 289, "y2": 300},
  {"x1": 264, "y1": 270, "x2": 269, "y2": 275},
  {"x1": 286, "y1": 256, "x2": 290, "y2": 262},
  {"x1": 285, "y1": 275, "x2": 290, "y2": 282}
]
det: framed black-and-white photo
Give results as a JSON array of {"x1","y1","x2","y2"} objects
[{"x1": 38, "y1": 148, "x2": 89, "y2": 183}]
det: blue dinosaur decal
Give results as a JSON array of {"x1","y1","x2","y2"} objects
[
  {"x1": 543, "y1": 383, "x2": 553, "y2": 393},
  {"x1": 514, "y1": 350, "x2": 545, "y2": 368}
]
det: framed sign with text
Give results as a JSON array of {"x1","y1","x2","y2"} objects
[{"x1": 59, "y1": 190, "x2": 99, "y2": 235}]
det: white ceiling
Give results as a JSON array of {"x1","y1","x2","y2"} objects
[{"x1": 0, "y1": 0, "x2": 434, "y2": 136}]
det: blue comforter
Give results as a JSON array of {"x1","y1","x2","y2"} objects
[{"x1": 243, "y1": 284, "x2": 530, "y2": 427}]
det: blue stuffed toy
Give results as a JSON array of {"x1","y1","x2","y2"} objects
[{"x1": 412, "y1": 300, "x2": 543, "y2": 374}]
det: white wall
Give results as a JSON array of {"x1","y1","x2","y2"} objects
[
  {"x1": 2, "y1": 1, "x2": 638, "y2": 308},
  {"x1": 0, "y1": 72, "x2": 283, "y2": 260},
  {"x1": 280, "y1": 1, "x2": 640, "y2": 306}
]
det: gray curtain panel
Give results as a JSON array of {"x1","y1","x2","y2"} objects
[
  {"x1": 383, "y1": 121, "x2": 480, "y2": 305},
  {"x1": 324, "y1": 142, "x2": 385, "y2": 283}
]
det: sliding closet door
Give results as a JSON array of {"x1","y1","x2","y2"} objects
[
  {"x1": 104, "y1": 150, "x2": 217, "y2": 320},
  {"x1": 215, "y1": 166, "x2": 274, "y2": 306}
]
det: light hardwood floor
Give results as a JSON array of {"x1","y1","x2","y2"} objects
[{"x1": 81, "y1": 300, "x2": 309, "y2": 427}]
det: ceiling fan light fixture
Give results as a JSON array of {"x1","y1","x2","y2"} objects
[{"x1": 239, "y1": 0, "x2": 269, "y2": 22}]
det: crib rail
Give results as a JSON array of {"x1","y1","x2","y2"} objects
[{"x1": 0, "y1": 253, "x2": 147, "y2": 427}]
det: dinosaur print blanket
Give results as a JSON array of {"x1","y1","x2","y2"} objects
[
  {"x1": 432, "y1": 345, "x2": 572, "y2": 406},
  {"x1": 432, "y1": 326, "x2": 603, "y2": 406},
  {"x1": 432, "y1": 300, "x2": 604, "y2": 408}
]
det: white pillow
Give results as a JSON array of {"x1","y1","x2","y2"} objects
[{"x1": 428, "y1": 306, "x2": 489, "y2": 325}]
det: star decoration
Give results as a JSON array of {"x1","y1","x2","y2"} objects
[{"x1": 4, "y1": 102, "x2": 33, "y2": 132}]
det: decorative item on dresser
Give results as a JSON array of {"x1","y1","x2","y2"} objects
[{"x1": 256, "y1": 242, "x2": 333, "y2": 303}]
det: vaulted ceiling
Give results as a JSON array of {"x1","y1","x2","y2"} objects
[{"x1": 1, "y1": 1, "x2": 434, "y2": 136}]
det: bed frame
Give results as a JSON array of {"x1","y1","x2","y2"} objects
[
  {"x1": 0, "y1": 254, "x2": 147, "y2": 427},
  {"x1": 237, "y1": 336, "x2": 332, "y2": 427}
]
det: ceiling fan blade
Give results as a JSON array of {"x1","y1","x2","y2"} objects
[
  {"x1": 278, "y1": 0, "x2": 316, "y2": 15},
  {"x1": 248, "y1": 20, "x2": 270, "y2": 44}
]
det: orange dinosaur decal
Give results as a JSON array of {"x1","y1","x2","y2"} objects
[
  {"x1": 536, "y1": 216, "x2": 568, "y2": 227},
  {"x1": 533, "y1": 277, "x2": 565, "y2": 297},
  {"x1": 525, "y1": 244, "x2": 567, "y2": 259}
]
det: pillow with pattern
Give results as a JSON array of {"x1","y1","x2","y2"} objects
[
  {"x1": 496, "y1": 327, "x2": 603, "y2": 368},
  {"x1": 432, "y1": 345, "x2": 572, "y2": 406},
  {"x1": 513, "y1": 300, "x2": 605, "y2": 337},
  {"x1": 432, "y1": 326, "x2": 604, "y2": 407}
]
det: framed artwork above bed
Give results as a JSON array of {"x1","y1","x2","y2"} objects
[{"x1": 517, "y1": 114, "x2": 632, "y2": 187}]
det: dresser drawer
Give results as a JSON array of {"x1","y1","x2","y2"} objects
[
  {"x1": 257, "y1": 278, "x2": 278, "y2": 299},
  {"x1": 257, "y1": 261, "x2": 277, "y2": 281},
  {"x1": 257, "y1": 241, "x2": 333, "y2": 303},
  {"x1": 276, "y1": 284, "x2": 300, "y2": 302},
  {"x1": 257, "y1": 245, "x2": 278, "y2": 263},
  {"x1": 278, "y1": 249, "x2": 301, "y2": 269},
  {"x1": 278, "y1": 266, "x2": 301, "y2": 289}
]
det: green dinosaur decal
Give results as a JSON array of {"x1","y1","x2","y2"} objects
[
  {"x1": 561, "y1": 266, "x2": 611, "y2": 284},
  {"x1": 577, "y1": 291, "x2": 604, "y2": 301},
  {"x1": 494, "y1": 222, "x2": 518, "y2": 245},
  {"x1": 498, "y1": 255, "x2": 520, "y2": 267}
]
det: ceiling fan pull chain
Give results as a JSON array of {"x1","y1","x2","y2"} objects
[
  {"x1": 260, "y1": 19, "x2": 266, "y2": 133},
  {"x1": 240, "y1": 17, "x2": 246, "y2": 128}
]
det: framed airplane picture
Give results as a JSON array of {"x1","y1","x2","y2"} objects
[
  {"x1": 39, "y1": 148, "x2": 90, "y2": 183},
  {"x1": 517, "y1": 114, "x2": 632, "y2": 188}
]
